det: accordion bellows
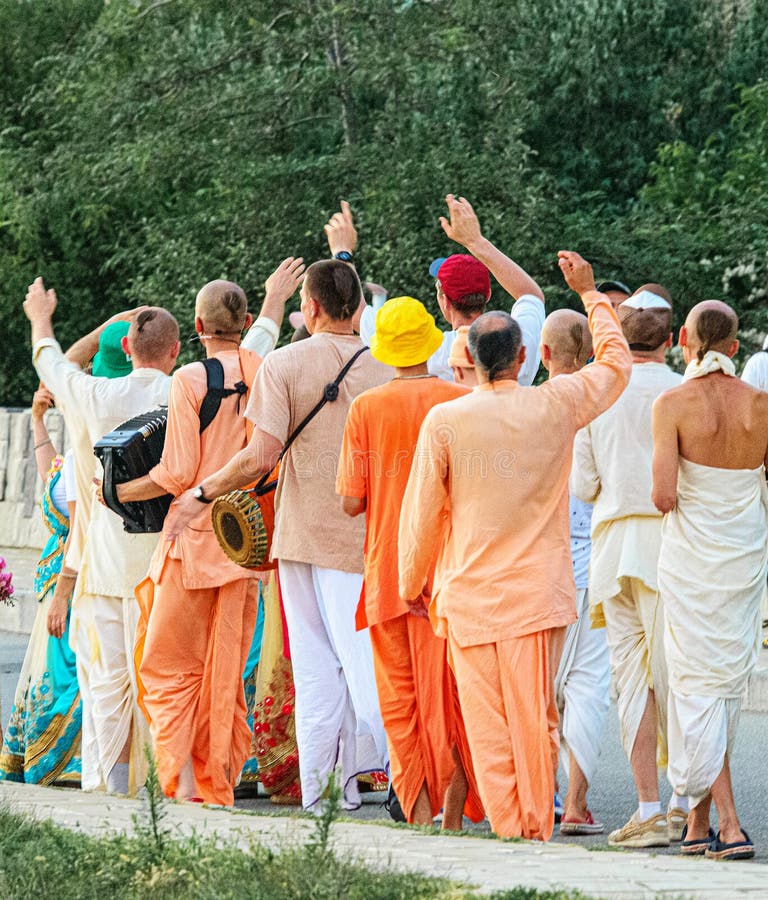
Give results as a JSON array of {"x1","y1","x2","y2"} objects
[{"x1": 94, "y1": 407, "x2": 171, "y2": 533}]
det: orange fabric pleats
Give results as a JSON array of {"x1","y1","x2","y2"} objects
[
  {"x1": 448, "y1": 629, "x2": 560, "y2": 840},
  {"x1": 369, "y1": 613, "x2": 483, "y2": 824},
  {"x1": 135, "y1": 560, "x2": 258, "y2": 806}
]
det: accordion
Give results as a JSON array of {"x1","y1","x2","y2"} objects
[{"x1": 94, "y1": 408, "x2": 171, "y2": 534}]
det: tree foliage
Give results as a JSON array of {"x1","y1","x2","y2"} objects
[{"x1": 1, "y1": 0, "x2": 767, "y2": 402}]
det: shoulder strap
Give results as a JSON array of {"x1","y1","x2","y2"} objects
[
  {"x1": 198, "y1": 357, "x2": 247, "y2": 434},
  {"x1": 254, "y1": 345, "x2": 369, "y2": 493}
]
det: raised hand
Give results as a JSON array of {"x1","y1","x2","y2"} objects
[
  {"x1": 439, "y1": 194, "x2": 482, "y2": 249},
  {"x1": 557, "y1": 250, "x2": 596, "y2": 297},
  {"x1": 264, "y1": 257, "x2": 306, "y2": 306},
  {"x1": 24, "y1": 276, "x2": 57, "y2": 322},
  {"x1": 104, "y1": 306, "x2": 151, "y2": 328},
  {"x1": 31, "y1": 386, "x2": 54, "y2": 422},
  {"x1": 324, "y1": 200, "x2": 358, "y2": 256}
]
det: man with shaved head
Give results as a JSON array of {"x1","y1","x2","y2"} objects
[
  {"x1": 570, "y1": 282, "x2": 686, "y2": 848},
  {"x1": 653, "y1": 300, "x2": 768, "y2": 860},
  {"x1": 541, "y1": 309, "x2": 610, "y2": 835},
  {"x1": 24, "y1": 279, "x2": 181, "y2": 796},
  {"x1": 398, "y1": 253, "x2": 631, "y2": 839},
  {"x1": 114, "y1": 259, "x2": 304, "y2": 805}
]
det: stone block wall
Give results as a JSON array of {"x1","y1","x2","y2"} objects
[{"x1": 0, "y1": 407, "x2": 68, "y2": 550}]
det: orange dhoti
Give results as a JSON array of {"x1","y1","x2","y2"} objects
[
  {"x1": 135, "y1": 558, "x2": 258, "y2": 806},
  {"x1": 448, "y1": 628, "x2": 563, "y2": 840},
  {"x1": 369, "y1": 613, "x2": 483, "y2": 824}
]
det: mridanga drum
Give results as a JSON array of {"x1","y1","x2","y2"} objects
[{"x1": 212, "y1": 472, "x2": 278, "y2": 571}]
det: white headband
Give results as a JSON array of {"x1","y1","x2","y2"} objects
[{"x1": 621, "y1": 290, "x2": 671, "y2": 310}]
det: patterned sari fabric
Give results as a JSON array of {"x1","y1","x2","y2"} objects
[
  {"x1": 237, "y1": 592, "x2": 265, "y2": 796},
  {"x1": 0, "y1": 458, "x2": 82, "y2": 785},
  {"x1": 251, "y1": 571, "x2": 301, "y2": 805}
]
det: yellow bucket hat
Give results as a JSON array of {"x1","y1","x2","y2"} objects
[{"x1": 369, "y1": 297, "x2": 444, "y2": 368}]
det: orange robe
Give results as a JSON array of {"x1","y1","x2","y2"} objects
[
  {"x1": 398, "y1": 292, "x2": 632, "y2": 839},
  {"x1": 135, "y1": 348, "x2": 260, "y2": 806},
  {"x1": 337, "y1": 377, "x2": 483, "y2": 823}
]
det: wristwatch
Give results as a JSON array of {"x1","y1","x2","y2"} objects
[
  {"x1": 193, "y1": 484, "x2": 213, "y2": 504},
  {"x1": 333, "y1": 250, "x2": 354, "y2": 264}
]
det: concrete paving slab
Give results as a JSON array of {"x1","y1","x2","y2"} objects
[{"x1": 3, "y1": 782, "x2": 768, "y2": 898}]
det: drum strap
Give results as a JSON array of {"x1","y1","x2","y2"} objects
[
  {"x1": 254, "y1": 346, "x2": 369, "y2": 495},
  {"x1": 198, "y1": 357, "x2": 248, "y2": 434}
]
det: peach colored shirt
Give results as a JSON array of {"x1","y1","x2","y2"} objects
[
  {"x1": 148, "y1": 348, "x2": 260, "y2": 589},
  {"x1": 398, "y1": 292, "x2": 632, "y2": 648}
]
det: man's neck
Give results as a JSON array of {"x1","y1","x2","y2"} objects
[
  {"x1": 447, "y1": 308, "x2": 480, "y2": 329},
  {"x1": 631, "y1": 348, "x2": 667, "y2": 364},
  {"x1": 311, "y1": 318, "x2": 355, "y2": 335},
  {"x1": 203, "y1": 338, "x2": 240, "y2": 357},
  {"x1": 395, "y1": 363, "x2": 430, "y2": 378},
  {"x1": 547, "y1": 363, "x2": 579, "y2": 378}
]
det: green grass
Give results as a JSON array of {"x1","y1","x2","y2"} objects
[
  {"x1": 0, "y1": 754, "x2": 592, "y2": 899},
  {"x1": 0, "y1": 804, "x2": 594, "y2": 900}
]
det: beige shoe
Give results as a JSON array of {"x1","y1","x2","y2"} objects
[
  {"x1": 608, "y1": 811, "x2": 670, "y2": 848},
  {"x1": 667, "y1": 807, "x2": 688, "y2": 842}
]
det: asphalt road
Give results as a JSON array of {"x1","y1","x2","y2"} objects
[{"x1": 3, "y1": 630, "x2": 768, "y2": 861}]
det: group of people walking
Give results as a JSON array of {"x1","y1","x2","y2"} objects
[{"x1": 1, "y1": 196, "x2": 766, "y2": 863}]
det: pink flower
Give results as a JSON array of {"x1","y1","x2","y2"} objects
[{"x1": 0, "y1": 557, "x2": 14, "y2": 607}]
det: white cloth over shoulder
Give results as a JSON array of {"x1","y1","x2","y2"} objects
[
  {"x1": 683, "y1": 350, "x2": 736, "y2": 381},
  {"x1": 660, "y1": 457, "x2": 768, "y2": 804}
]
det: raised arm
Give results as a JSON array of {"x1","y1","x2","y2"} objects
[
  {"x1": 651, "y1": 393, "x2": 680, "y2": 513},
  {"x1": 242, "y1": 257, "x2": 306, "y2": 355},
  {"x1": 30, "y1": 387, "x2": 58, "y2": 478},
  {"x1": 554, "y1": 251, "x2": 632, "y2": 429},
  {"x1": 439, "y1": 195, "x2": 544, "y2": 303}
]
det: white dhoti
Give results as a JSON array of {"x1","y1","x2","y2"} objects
[
  {"x1": 70, "y1": 592, "x2": 149, "y2": 793},
  {"x1": 555, "y1": 588, "x2": 610, "y2": 784},
  {"x1": 277, "y1": 561, "x2": 389, "y2": 810},
  {"x1": 592, "y1": 517, "x2": 668, "y2": 766},
  {"x1": 660, "y1": 458, "x2": 768, "y2": 807}
]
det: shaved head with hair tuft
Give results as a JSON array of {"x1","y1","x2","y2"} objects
[
  {"x1": 685, "y1": 300, "x2": 739, "y2": 363},
  {"x1": 128, "y1": 307, "x2": 180, "y2": 364},
  {"x1": 195, "y1": 280, "x2": 248, "y2": 334}
]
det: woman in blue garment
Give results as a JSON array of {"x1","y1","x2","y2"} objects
[{"x1": 0, "y1": 387, "x2": 82, "y2": 785}]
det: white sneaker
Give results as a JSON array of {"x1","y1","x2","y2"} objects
[{"x1": 608, "y1": 811, "x2": 670, "y2": 848}]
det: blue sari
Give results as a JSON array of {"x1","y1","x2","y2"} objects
[{"x1": 0, "y1": 457, "x2": 82, "y2": 785}]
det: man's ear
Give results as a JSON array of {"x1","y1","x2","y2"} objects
[
  {"x1": 665, "y1": 333, "x2": 673, "y2": 349},
  {"x1": 517, "y1": 343, "x2": 527, "y2": 364},
  {"x1": 243, "y1": 312, "x2": 253, "y2": 332},
  {"x1": 727, "y1": 338, "x2": 739, "y2": 359},
  {"x1": 452, "y1": 366, "x2": 464, "y2": 383},
  {"x1": 541, "y1": 343, "x2": 552, "y2": 362},
  {"x1": 194, "y1": 316, "x2": 204, "y2": 335},
  {"x1": 171, "y1": 340, "x2": 182, "y2": 361},
  {"x1": 678, "y1": 325, "x2": 688, "y2": 348},
  {"x1": 121, "y1": 335, "x2": 131, "y2": 356}
]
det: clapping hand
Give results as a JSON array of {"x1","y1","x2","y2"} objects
[
  {"x1": 439, "y1": 194, "x2": 482, "y2": 249},
  {"x1": 558, "y1": 250, "x2": 597, "y2": 297}
]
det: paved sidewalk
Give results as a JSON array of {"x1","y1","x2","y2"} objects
[{"x1": 3, "y1": 782, "x2": 768, "y2": 898}]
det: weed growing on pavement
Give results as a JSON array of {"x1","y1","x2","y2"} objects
[{"x1": 132, "y1": 745, "x2": 170, "y2": 858}]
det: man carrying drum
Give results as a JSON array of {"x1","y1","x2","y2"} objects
[
  {"x1": 114, "y1": 260, "x2": 304, "y2": 806},
  {"x1": 166, "y1": 258, "x2": 392, "y2": 813}
]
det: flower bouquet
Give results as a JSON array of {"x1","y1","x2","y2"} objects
[{"x1": 0, "y1": 557, "x2": 15, "y2": 607}]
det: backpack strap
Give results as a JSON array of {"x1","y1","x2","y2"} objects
[
  {"x1": 254, "y1": 345, "x2": 369, "y2": 494},
  {"x1": 198, "y1": 357, "x2": 247, "y2": 434}
]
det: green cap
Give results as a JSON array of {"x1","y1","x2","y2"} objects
[{"x1": 92, "y1": 321, "x2": 132, "y2": 378}]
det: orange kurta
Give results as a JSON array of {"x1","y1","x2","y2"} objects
[
  {"x1": 337, "y1": 377, "x2": 482, "y2": 822},
  {"x1": 398, "y1": 292, "x2": 632, "y2": 838},
  {"x1": 135, "y1": 348, "x2": 260, "y2": 806}
]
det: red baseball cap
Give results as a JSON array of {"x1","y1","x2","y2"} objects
[{"x1": 436, "y1": 254, "x2": 491, "y2": 305}]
